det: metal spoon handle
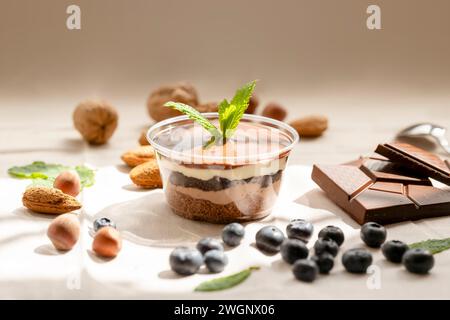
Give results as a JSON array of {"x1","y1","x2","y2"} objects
[{"x1": 436, "y1": 135, "x2": 450, "y2": 154}]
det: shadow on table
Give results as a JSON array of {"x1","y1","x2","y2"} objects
[
  {"x1": 34, "y1": 244, "x2": 64, "y2": 256},
  {"x1": 90, "y1": 191, "x2": 224, "y2": 247},
  {"x1": 294, "y1": 188, "x2": 360, "y2": 228},
  {"x1": 12, "y1": 207, "x2": 55, "y2": 221},
  {"x1": 115, "y1": 164, "x2": 131, "y2": 174}
]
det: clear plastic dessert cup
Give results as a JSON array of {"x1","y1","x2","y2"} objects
[{"x1": 147, "y1": 113, "x2": 299, "y2": 223}]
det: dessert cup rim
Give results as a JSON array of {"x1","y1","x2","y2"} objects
[{"x1": 147, "y1": 113, "x2": 299, "y2": 163}]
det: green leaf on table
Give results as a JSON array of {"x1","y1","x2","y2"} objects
[
  {"x1": 194, "y1": 266, "x2": 260, "y2": 292},
  {"x1": 8, "y1": 161, "x2": 95, "y2": 188},
  {"x1": 29, "y1": 178, "x2": 54, "y2": 188},
  {"x1": 409, "y1": 237, "x2": 450, "y2": 255},
  {"x1": 75, "y1": 165, "x2": 96, "y2": 188},
  {"x1": 8, "y1": 161, "x2": 68, "y2": 179}
]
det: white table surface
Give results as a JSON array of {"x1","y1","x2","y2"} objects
[{"x1": 0, "y1": 100, "x2": 449, "y2": 299}]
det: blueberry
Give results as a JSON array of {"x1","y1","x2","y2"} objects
[
  {"x1": 342, "y1": 248, "x2": 373, "y2": 273},
  {"x1": 314, "y1": 238, "x2": 339, "y2": 257},
  {"x1": 402, "y1": 248, "x2": 434, "y2": 274},
  {"x1": 292, "y1": 259, "x2": 318, "y2": 282},
  {"x1": 286, "y1": 219, "x2": 314, "y2": 243},
  {"x1": 169, "y1": 247, "x2": 203, "y2": 275},
  {"x1": 280, "y1": 239, "x2": 309, "y2": 264},
  {"x1": 196, "y1": 237, "x2": 224, "y2": 255},
  {"x1": 222, "y1": 223, "x2": 245, "y2": 247},
  {"x1": 255, "y1": 226, "x2": 285, "y2": 253},
  {"x1": 381, "y1": 240, "x2": 409, "y2": 263},
  {"x1": 311, "y1": 253, "x2": 334, "y2": 274},
  {"x1": 318, "y1": 226, "x2": 345, "y2": 246},
  {"x1": 204, "y1": 249, "x2": 228, "y2": 273},
  {"x1": 360, "y1": 222, "x2": 387, "y2": 248},
  {"x1": 93, "y1": 217, "x2": 116, "y2": 232}
]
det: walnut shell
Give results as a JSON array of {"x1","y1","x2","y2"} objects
[
  {"x1": 147, "y1": 83, "x2": 199, "y2": 121},
  {"x1": 196, "y1": 102, "x2": 218, "y2": 113},
  {"x1": 73, "y1": 100, "x2": 118, "y2": 145}
]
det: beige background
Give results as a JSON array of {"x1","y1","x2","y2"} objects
[
  {"x1": 1, "y1": 1, "x2": 450, "y2": 300},
  {"x1": 1, "y1": 0, "x2": 449, "y2": 166}
]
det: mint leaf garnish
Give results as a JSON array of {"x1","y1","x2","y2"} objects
[
  {"x1": 409, "y1": 238, "x2": 450, "y2": 254},
  {"x1": 194, "y1": 266, "x2": 259, "y2": 292},
  {"x1": 8, "y1": 161, "x2": 95, "y2": 188},
  {"x1": 219, "y1": 80, "x2": 256, "y2": 139},
  {"x1": 164, "y1": 80, "x2": 257, "y2": 145},
  {"x1": 164, "y1": 102, "x2": 220, "y2": 137}
]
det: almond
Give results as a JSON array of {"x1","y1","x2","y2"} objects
[
  {"x1": 289, "y1": 115, "x2": 328, "y2": 137},
  {"x1": 129, "y1": 160, "x2": 163, "y2": 189},
  {"x1": 138, "y1": 129, "x2": 150, "y2": 146},
  {"x1": 23, "y1": 186, "x2": 82, "y2": 214},
  {"x1": 121, "y1": 145, "x2": 156, "y2": 167}
]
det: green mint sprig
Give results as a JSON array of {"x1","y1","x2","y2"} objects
[
  {"x1": 164, "y1": 80, "x2": 257, "y2": 145},
  {"x1": 194, "y1": 266, "x2": 260, "y2": 292}
]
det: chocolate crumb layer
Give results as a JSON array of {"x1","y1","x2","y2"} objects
[
  {"x1": 168, "y1": 170, "x2": 283, "y2": 192},
  {"x1": 165, "y1": 182, "x2": 280, "y2": 223}
]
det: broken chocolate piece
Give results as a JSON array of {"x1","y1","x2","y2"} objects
[
  {"x1": 311, "y1": 164, "x2": 450, "y2": 225},
  {"x1": 346, "y1": 155, "x2": 431, "y2": 185},
  {"x1": 375, "y1": 142, "x2": 450, "y2": 185}
]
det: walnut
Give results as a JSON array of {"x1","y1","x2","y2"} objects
[
  {"x1": 147, "y1": 83, "x2": 199, "y2": 121},
  {"x1": 73, "y1": 100, "x2": 118, "y2": 145},
  {"x1": 196, "y1": 101, "x2": 219, "y2": 113}
]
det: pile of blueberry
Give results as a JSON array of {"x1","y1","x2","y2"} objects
[
  {"x1": 254, "y1": 221, "x2": 343, "y2": 282},
  {"x1": 170, "y1": 222, "x2": 245, "y2": 275},
  {"x1": 169, "y1": 219, "x2": 435, "y2": 280}
]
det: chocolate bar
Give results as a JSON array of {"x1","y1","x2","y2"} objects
[
  {"x1": 375, "y1": 142, "x2": 450, "y2": 185},
  {"x1": 311, "y1": 164, "x2": 450, "y2": 225}
]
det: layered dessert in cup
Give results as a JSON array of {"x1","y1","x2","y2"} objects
[{"x1": 147, "y1": 113, "x2": 299, "y2": 223}]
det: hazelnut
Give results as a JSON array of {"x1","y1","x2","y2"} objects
[
  {"x1": 147, "y1": 83, "x2": 199, "y2": 121},
  {"x1": 196, "y1": 102, "x2": 218, "y2": 113},
  {"x1": 92, "y1": 227, "x2": 122, "y2": 258},
  {"x1": 73, "y1": 100, "x2": 118, "y2": 145},
  {"x1": 47, "y1": 214, "x2": 80, "y2": 251},
  {"x1": 245, "y1": 95, "x2": 259, "y2": 114},
  {"x1": 262, "y1": 103, "x2": 287, "y2": 121},
  {"x1": 53, "y1": 170, "x2": 81, "y2": 197}
]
